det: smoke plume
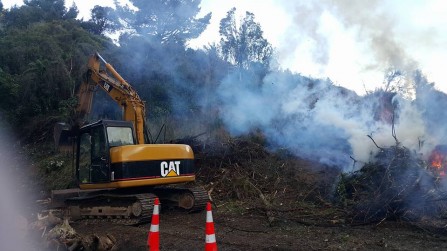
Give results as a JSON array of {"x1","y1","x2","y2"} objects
[{"x1": 216, "y1": 69, "x2": 442, "y2": 171}]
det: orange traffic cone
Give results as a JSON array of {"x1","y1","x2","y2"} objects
[
  {"x1": 205, "y1": 202, "x2": 217, "y2": 251},
  {"x1": 147, "y1": 197, "x2": 160, "y2": 251}
]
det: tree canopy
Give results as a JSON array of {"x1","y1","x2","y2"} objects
[
  {"x1": 111, "y1": 0, "x2": 211, "y2": 46},
  {"x1": 3, "y1": 0, "x2": 78, "y2": 28},
  {"x1": 81, "y1": 5, "x2": 119, "y2": 35},
  {"x1": 0, "y1": 1, "x2": 106, "y2": 130},
  {"x1": 219, "y1": 7, "x2": 273, "y2": 70}
]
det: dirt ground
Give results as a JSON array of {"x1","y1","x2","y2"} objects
[{"x1": 68, "y1": 205, "x2": 447, "y2": 251}]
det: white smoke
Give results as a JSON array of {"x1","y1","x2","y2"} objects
[
  {"x1": 0, "y1": 122, "x2": 35, "y2": 251},
  {"x1": 215, "y1": 66, "x2": 446, "y2": 172}
]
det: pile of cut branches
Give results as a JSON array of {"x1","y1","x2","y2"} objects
[
  {"x1": 193, "y1": 134, "x2": 342, "y2": 225},
  {"x1": 337, "y1": 144, "x2": 447, "y2": 225}
]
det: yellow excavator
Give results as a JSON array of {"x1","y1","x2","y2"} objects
[{"x1": 52, "y1": 52, "x2": 208, "y2": 224}]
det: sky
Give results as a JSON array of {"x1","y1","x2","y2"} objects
[{"x1": 2, "y1": 0, "x2": 447, "y2": 95}]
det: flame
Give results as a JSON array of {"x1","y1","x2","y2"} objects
[
  {"x1": 431, "y1": 152, "x2": 442, "y2": 168},
  {"x1": 429, "y1": 150, "x2": 446, "y2": 176}
]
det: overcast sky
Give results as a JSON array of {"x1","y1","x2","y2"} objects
[{"x1": 2, "y1": 0, "x2": 447, "y2": 95}]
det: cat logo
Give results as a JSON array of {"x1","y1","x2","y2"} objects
[
  {"x1": 160, "y1": 161, "x2": 180, "y2": 177},
  {"x1": 101, "y1": 81, "x2": 113, "y2": 92}
]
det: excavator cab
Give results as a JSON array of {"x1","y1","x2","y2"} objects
[
  {"x1": 74, "y1": 119, "x2": 198, "y2": 191},
  {"x1": 76, "y1": 120, "x2": 135, "y2": 185}
]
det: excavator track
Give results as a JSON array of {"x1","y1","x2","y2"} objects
[
  {"x1": 187, "y1": 186, "x2": 210, "y2": 212},
  {"x1": 52, "y1": 186, "x2": 209, "y2": 225},
  {"x1": 65, "y1": 192, "x2": 157, "y2": 225},
  {"x1": 153, "y1": 186, "x2": 209, "y2": 212}
]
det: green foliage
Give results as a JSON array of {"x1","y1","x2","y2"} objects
[
  {"x1": 0, "y1": 16, "x2": 106, "y2": 136},
  {"x1": 81, "y1": 5, "x2": 119, "y2": 35},
  {"x1": 33, "y1": 145, "x2": 75, "y2": 190},
  {"x1": 0, "y1": 68, "x2": 19, "y2": 112},
  {"x1": 113, "y1": 0, "x2": 211, "y2": 46},
  {"x1": 58, "y1": 96, "x2": 78, "y2": 121},
  {"x1": 24, "y1": 0, "x2": 66, "y2": 15},
  {"x1": 335, "y1": 173, "x2": 348, "y2": 207},
  {"x1": 219, "y1": 8, "x2": 273, "y2": 70},
  {"x1": 64, "y1": 2, "x2": 79, "y2": 20},
  {"x1": 3, "y1": 0, "x2": 78, "y2": 29}
]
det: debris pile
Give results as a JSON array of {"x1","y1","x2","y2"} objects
[
  {"x1": 337, "y1": 144, "x2": 447, "y2": 225},
  {"x1": 194, "y1": 134, "x2": 340, "y2": 226},
  {"x1": 29, "y1": 211, "x2": 118, "y2": 251},
  {"x1": 179, "y1": 130, "x2": 447, "y2": 230}
]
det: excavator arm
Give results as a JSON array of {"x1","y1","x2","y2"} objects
[{"x1": 75, "y1": 52, "x2": 147, "y2": 144}]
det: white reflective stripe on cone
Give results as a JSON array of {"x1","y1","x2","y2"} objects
[
  {"x1": 153, "y1": 205, "x2": 159, "y2": 214},
  {"x1": 205, "y1": 234, "x2": 216, "y2": 243},
  {"x1": 206, "y1": 212, "x2": 213, "y2": 223},
  {"x1": 150, "y1": 224, "x2": 159, "y2": 232}
]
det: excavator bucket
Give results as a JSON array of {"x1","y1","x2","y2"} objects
[{"x1": 54, "y1": 122, "x2": 74, "y2": 153}]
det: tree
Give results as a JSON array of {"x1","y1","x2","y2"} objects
[
  {"x1": 0, "y1": 18, "x2": 106, "y2": 128},
  {"x1": 3, "y1": 0, "x2": 78, "y2": 28},
  {"x1": 0, "y1": 68, "x2": 19, "y2": 112},
  {"x1": 64, "y1": 2, "x2": 79, "y2": 20},
  {"x1": 24, "y1": 0, "x2": 66, "y2": 19},
  {"x1": 383, "y1": 69, "x2": 415, "y2": 99},
  {"x1": 0, "y1": 1, "x2": 3, "y2": 28},
  {"x1": 113, "y1": 0, "x2": 211, "y2": 45},
  {"x1": 219, "y1": 8, "x2": 273, "y2": 70},
  {"x1": 81, "y1": 5, "x2": 119, "y2": 35}
]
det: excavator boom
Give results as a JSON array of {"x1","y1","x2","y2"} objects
[{"x1": 76, "y1": 52, "x2": 146, "y2": 144}]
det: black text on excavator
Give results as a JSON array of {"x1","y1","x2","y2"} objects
[{"x1": 52, "y1": 53, "x2": 208, "y2": 224}]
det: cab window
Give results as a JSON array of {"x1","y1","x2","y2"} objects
[{"x1": 106, "y1": 126, "x2": 134, "y2": 147}]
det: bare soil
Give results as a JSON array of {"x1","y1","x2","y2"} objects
[{"x1": 70, "y1": 206, "x2": 447, "y2": 251}]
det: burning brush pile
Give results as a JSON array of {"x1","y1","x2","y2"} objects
[{"x1": 336, "y1": 141, "x2": 447, "y2": 227}]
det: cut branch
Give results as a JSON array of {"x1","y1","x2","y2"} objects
[{"x1": 367, "y1": 135, "x2": 384, "y2": 150}]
